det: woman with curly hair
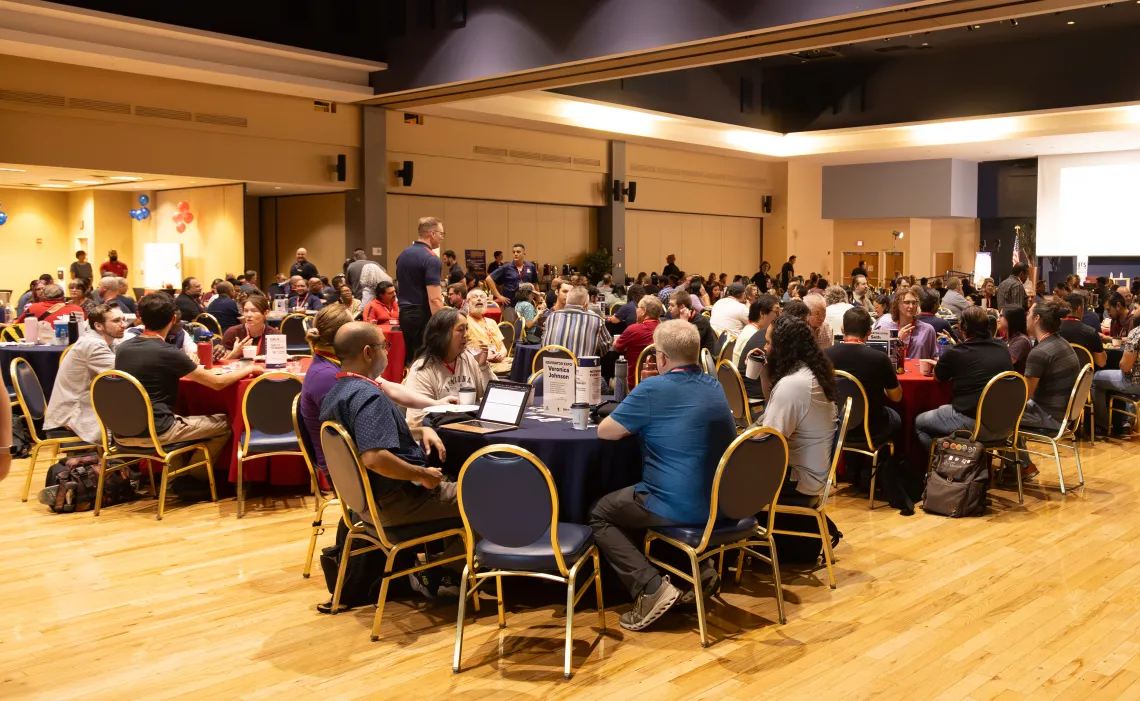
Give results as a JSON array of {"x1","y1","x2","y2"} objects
[
  {"x1": 753, "y1": 313, "x2": 838, "y2": 502},
  {"x1": 871, "y1": 287, "x2": 937, "y2": 359}
]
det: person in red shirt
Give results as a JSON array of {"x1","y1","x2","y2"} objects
[
  {"x1": 614, "y1": 296, "x2": 664, "y2": 390},
  {"x1": 362, "y1": 281, "x2": 400, "y2": 324},
  {"x1": 99, "y1": 249, "x2": 128, "y2": 278},
  {"x1": 19, "y1": 284, "x2": 86, "y2": 324}
]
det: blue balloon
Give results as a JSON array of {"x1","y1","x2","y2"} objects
[
  {"x1": 0, "y1": 212, "x2": 7, "y2": 226},
  {"x1": 128, "y1": 209, "x2": 137, "y2": 219},
  {"x1": 141, "y1": 207, "x2": 151, "y2": 219},
  {"x1": 138, "y1": 194, "x2": 150, "y2": 206}
]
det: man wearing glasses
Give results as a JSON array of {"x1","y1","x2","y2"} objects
[
  {"x1": 395, "y1": 217, "x2": 446, "y2": 366},
  {"x1": 486, "y1": 243, "x2": 538, "y2": 307}
]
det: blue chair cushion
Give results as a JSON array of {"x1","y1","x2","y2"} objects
[
  {"x1": 240, "y1": 430, "x2": 300, "y2": 455},
  {"x1": 476, "y1": 523, "x2": 592, "y2": 571},
  {"x1": 652, "y1": 517, "x2": 758, "y2": 549}
]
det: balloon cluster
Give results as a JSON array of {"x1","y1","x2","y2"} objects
[
  {"x1": 0, "y1": 202, "x2": 7, "y2": 226},
  {"x1": 171, "y1": 200, "x2": 194, "y2": 234},
  {"x1": 128, "y1": 194, "x2": 151, "y2": 221}
]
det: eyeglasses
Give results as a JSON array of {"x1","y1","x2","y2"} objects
[
  {"x1": 900, "y1": 300, "x2": 918, "y2": 306},
  {"x1": 371, "y1": 341, "x2": 390, "y2": 352}
]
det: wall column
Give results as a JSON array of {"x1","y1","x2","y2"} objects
[
  {"x1": 348, "y1": 105, "x2": 388, "y2": 269},
  {"x1": 601, "y1": 140, "x2": 627, "y2": 280}
]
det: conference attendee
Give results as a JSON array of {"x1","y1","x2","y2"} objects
[
  {"x1": 708, "y1": 281, "x2": 723, "y2": 304},
  {"x1": 609, "y1": 283, "x2": 627, "y2": 307},
  {"x1": 914, "y1": 306, "x2": 1014, "y2": 456},
  {"x1": 15, "y1": 279, "x2": 44, "y2": 318},
  {"x1": 643, "y1": 274, "x2": 660, "y2": 296},
  {"x1": 67, "y1": 280, "x2": 96, "y2": 318},
  {"x1": 851, "y1": 275, "x2": 874, "y2": 315},
  {"x1": 446, "y1": 283, "x2": 468, "y2": 313},
  {"x1": 873, "y1": 294, "x2": 890, "y2": 322},
  {"x1": 514, "y1": 285, "x2": 543, "y2": 344},
  {"x1": 115, "y1": 278, "x2": 137, "y2": 314},
  {"x1": 1119, "y1": 285, "x2": 1135, "y2": 307},
  {"x1": 43, "y1": 304, "x2": 126, "y2": 444},
  {"x1": 488, "y1": 250, "x2": 504, "y2": 275},
  {"x1": 221, "y1": 295, "x2": 282, "y2": 360},
  {"x1": 780, "y1": 255, "x2": 797, "y2": 290},
  {"x1": 688, "y1": 279, "x2": 709, "y2": 312},
  {"x1": 941, "y1": 277, "x2": 969, "y2": 316},
  {"x1": 69, "y1": 250, "x2": 93, "y2": 285},
  {"x1": 802, "y1": 293, "x2": 836, "y2": 351},
  {"x1": 175, "y1": 277, "x2": 205, "y2": 325},
  {"x1": 975, "y1": 277, "x2": 996, "y2": 309},
  {"x1": 732, "y1": 295, "x2": 779, "y2": 367},
  {"x1": 288, "y1": 277, "x2": 323, "y2": 312},
  {"x1": 96, "y1": 276, "x2": 130, "y2": 315},
  {"x1": 542, "y1": 286, "x2": 613, "y2": 359},
  {"x1": 114, "y1": 293, "x2": 260, "y2": 468},
  {"x1": 668, "y1": 288, "x2": 718, "y2": 354},
  {"x1": 1077, "y1": 291, "x2": 1101, "y2": 330},
  {"x1": 597, "y1": 273, "x2": 614, "y2": 301},
  {"x1": 240, "y1": 271, "x2": 260, "y2": 295},
  {"x1": 998, "y1": 305, "x2": 1032, "y2": 375},
  {"x1": 662, "y1": 254, "x2": 681, "y2": 280},
  {"x1": 319, "y1": 321, "x2": 465, "y2": 598},
  {"x1": 825, "y1": 306, "x2": 902, "y2": 489},
  {"x1": 592, "y1": 320, "x2": 737, "y2": 630},
  {"x1": 333, "y1": 284, "x2": 361, "y2": 317},
  {"x1": 1093, "y1": 322, "x2": 1140, "y2": 435},
  {"x1": 889, "y1": 278, "x2": 911, "y2": 305},
  {"x1": 486, "y1": 243, "x2": 539, "y2": 307},
  {"x1": 1015, "y1": 301, "x2": 1081, "y2": 477},
  {"x1": 0, "y1": 384, "x2": 9, "y2": 483},
  {"x1": 289, "y1": 247, "x2": 319, "y2": 280},
  {"x1": 464, "y1": 289, "x2": 510, "y2": 373},
  {"x1": 362, "y1": 280, "x2": 399, "y2": 325},
  {"x1": 917, "y1": 288, "x2": 956, "y2": 340},
  {"x1": 1105, "y1": 292, "x2": 1135, "y2": 341},
  {"x1": 357, "y1": 262, "x2": 392, "y2": 308},
  {"x1": 308, "y1": 277, "x2": 330, "y2": 307},
  {"x1": 404, "y1": 308, "x2": 494, "y2": 428},
  {"x1": 395, "y1": 217, "x2": 446, "y2": 366},
  {"x1": 823, "y1": 285, "x2": 853, "y2": 337},
  {"x1": 710, "y1": 282, "x2": 749, "y2": 336},
  {"x1": 614, "y1": 296, "x2": 664, "y2": 390},
  {"x1": 99, "y1": 249, "x2": 128, "y2": 278},
  {"x1": 18, "y1": 284, "x2": 84, "y2": 324},
  {"x1": 264, "y1": 273, "x2": 288, "y2": 299},
  {"x1": 205, "y1": 281, "x2": 241, "y2": 332},
  {"x1": 850, "y1": 260, "x2": 868, "y2": 280},
  {"x1": 608, "y1": 283, "x2": 644, "y2": 334},
  {"x1": 545, "y1": 280, "x2": 574, "y2": 316},
  {"x1": 1049, "y1": 281, "x2": 1069, "y2": 305},
  {"x1": 344, "y1": 248, "x2": 370, "y2": 297},
  {"x1": 1060, "y1": 293, "x2": 1107, "y2": 368},
  {"x1": 753, "y1": 314, "x2": 839, "y2": 503},
  {"x1": 996, "y1": 263, "x2": 1029, "y2": 310},
  {"x1": 656, "y1": 275, "x2": 678, "y2": 304},
  {"x1": 441, "y1": 250, "x2": 464, "y2": 286},
  {"x1": 875, "y1": 288, "x2": 936, "y2": 359}
]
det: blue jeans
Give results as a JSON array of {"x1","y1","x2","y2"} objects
[
  {"x1": 1093, "y1": 370, "x2": 1140, "y2": 429},
  {"x1": 1016, "y1": 400, "x2": 1061, "y2": 468},
  {"x1": 915, "y1": 404, "x2": 1001, "y2": 457}
]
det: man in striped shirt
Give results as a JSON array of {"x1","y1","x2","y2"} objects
[{"x1": 541, "y1": 286, "x2": 613, "y2": 358}]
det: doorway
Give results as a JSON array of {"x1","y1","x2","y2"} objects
[
  {"x1": 933, "y1": 252, "x2": 955, "y2": 280},
  {"x1": 842, "y1": 252, "x2": 872, "y2": 286},
  {"x1": 883, "y1": 251, "x2": 905, "y2": 287}
]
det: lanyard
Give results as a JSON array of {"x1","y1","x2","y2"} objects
[
  {"x1": 141, "y1": 330, "x2": 165, "y2": 340},
  {"x1": 336, "y1": 371, "x2": 383, "y2": 389},
  {"x1": 243, "y1": 326, "x2": 265, "y2": 354},
  {"x1": 668, "y1": 364, "x2": 702, "y2": 374}
]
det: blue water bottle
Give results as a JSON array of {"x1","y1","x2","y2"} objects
[{"x1": 935, "y1": 335, "x2": 950, "y2": 360}]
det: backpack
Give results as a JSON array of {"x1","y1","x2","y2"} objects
[
  {"x1": 922, "y1": 430, "x2": 988, "y2": 517},
  {"x1": 38, "y1": 455, "x2": 139, "y2": 513},
  {"x1": 771, "y1": 512, "x2": 842, "y2": 564},
  {"x1": 319, "y1": 519, "x2": 416, "y2": 608}
]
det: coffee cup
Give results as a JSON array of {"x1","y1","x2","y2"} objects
[
  {"x1": 458, "y1": 384, "x2": 477, "y2": 406},
  {"x1": 1112, "y1": 337, "x2": 1122, "y2": 348},
  {"x1": 919, "y1": 358, "x2": 937, "y2": 376},
  {"x1": 242, "y1": 345, "x2": 257, "y2": 359},
  {"x1": 745, "y1": 352, "x2": 764, "y2": 380},
  {"x1": 571, "y1": 402, "x2": 590, "y2": 430}
]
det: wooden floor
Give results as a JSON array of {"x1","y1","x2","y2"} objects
[{"x1": 4, "y1": 437, "x2": 1140, "y2": 701}]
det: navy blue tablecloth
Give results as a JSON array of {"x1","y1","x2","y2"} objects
[
  {"x1": 509, "y1": 344, "x2": 541, "y2": 382},
  {"x1": 436, "y1": 415, "x2": 642, "y2": 524},
  {"x1": 1, "y1": 344, "x2": 67, "y2": 401},
  {"x1": 1106, "y1": 348, "x2": 1123, "y2": 371}
]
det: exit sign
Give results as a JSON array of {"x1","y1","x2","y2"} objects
[{"x1": 856, "y1": 240, "x2": 864, "y2": 247}]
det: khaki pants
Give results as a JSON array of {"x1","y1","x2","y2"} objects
[
  {"x1": 375, "y1": 481, "x2": 465, "y2": 571},
  {"x1": 117, "y1": 414, "x2": 231, "y2": 477}
]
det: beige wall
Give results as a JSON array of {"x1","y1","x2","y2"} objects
[
  {"x1": 775, "y1": 161, "x2": 835, "y2": 280},
  {"x1": 625, "y1": 210, "x2": 760, "y2": 280},
  {"x1": 387, "y1": 195, "x2": 596, "y2": 274},
  {"x1": 930, "y1": 218, "x2": 981, "y2": 277},
  {"x1": 0, "y1": 188, "x2": 71, "y2": 295},
  {"x1": 92, "y1": 191, "x2": 136, "y2": 286},
  {"x1": 128, "y1": 185, "x2": 244, "y2": 286},
  {"x1": 832, "y1": 217, "x2": 980, "y2": 283},
  {"x1": 833, "y1": 218, "x2": 911, "y2": 285},
  {"x1": 625, "y1": 144, "x2": 774, "y2": 219},
  {"x1": 272, "y1": 194, "x2": 347, "y2": 281}
]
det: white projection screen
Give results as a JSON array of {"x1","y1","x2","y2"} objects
[{"x1": 1038, "y1": 151, "x2": 1140, "y2": 256}]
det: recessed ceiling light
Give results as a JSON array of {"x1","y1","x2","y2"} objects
[
  {"x1": 110, "y1": 176, "x2": 142, "y2": 181},
  {"x1": 190, "y1": 181, "x2": 196, "y2": 184},
  {"x1": 1067, "y1": 20, "x2": 1075, "y2": 24},
  {"x1": 0, "y1": 167, "x2": 26, "y2": 172},
  {"x1": 274, "y1": 186, "x2": 281, "y2": 190},
  {"x1": 39, "y1": 183, "x2": 68, "y2": 188},
  {"x1": 72, "y1": 180, "x2": 101, "y2": 185}
]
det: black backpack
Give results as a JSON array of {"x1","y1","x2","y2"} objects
[
  {"x1": 922, "y1": 430, "x2": 989, "y2": 517},
  {"x1": 319, "y1": 519, "x2": 417, "y2": 608}
]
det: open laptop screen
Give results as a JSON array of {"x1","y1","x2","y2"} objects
[{"x1": 479, "y1": 383, "x2": 530, "y2": 425}]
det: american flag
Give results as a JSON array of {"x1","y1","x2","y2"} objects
[{"x1": 1011, "y1": 227, "x2": 1021, "y2": 265}]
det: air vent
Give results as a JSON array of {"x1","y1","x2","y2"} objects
[
  {"x1": 789, "y1": 48, "x2": 844, "y2": 61},
  {"x1": 681, "y1": 170, "x2": 705, "y2": 179},
  {"x1": 573, "y1": 157, "x2": 601, "y2": 167},
  {"x1": 630, "y1": 163, "x2": 657, "y2": 173},
  {"x1": 473, "y1": 146, "x2": 508, "y2": 157},
  {"x1": 474, "y1": 146, "x2": 598, "y2": 167},
  {"x1": 0, "y1": 89, "x2": 65, "y2": 108},
  {"x1": 195, "y1": 112, "x2": 247, "y2": 128},
  {"x1": 508, "y1": 150, "x2": 544, "y2": 161},
  {"x1": 134, "y1": 105, "x2": 192, "y2": 121},
  {"x1": 68, "y1": 98, "x2": 130, "y2": 114},
  {"x1": 655, "y1": 167, "x2": 681, "y2": 176},
  {"x1": 540, "y1": 153, "x2": 572, "y2": 164}
]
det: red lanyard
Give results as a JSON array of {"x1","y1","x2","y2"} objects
[
  {"x1": 243, "y1": 326, "x2": 265, "y2": 354},
  {"x1": 141, "y1": 330, "x2": 165, "y2": 340},
  {"x1": 1063, "y1": 317, "x2": 1081, "y2": 322},
  {"x1": 336, "y1": 371, "x2": 383, "y2": 388},
  {"x1": 296, "y1": 293, "x2": 309, "y2": 307},
  {"x1": 442, "y1": 359, "x2": 458, "y2": 375}
]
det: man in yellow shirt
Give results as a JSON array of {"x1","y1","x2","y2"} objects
[{"x1": 465, "y1": 289, "x2": 511, "y2": 373}]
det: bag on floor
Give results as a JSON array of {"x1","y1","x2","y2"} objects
[
  {"x1": 875, "y1": 453, "x2": 925, "y2": 516},
  {"x1": 922, "y1": 430, "x2": 988, "y2": 518},
  {"x1": 770, "y1": 512, "x2": 842, "y2": 564},
  {"x1": 38, "y1": 457, "x2": 138, "y2": 513},
  {"x1": 10, "y1": 415, "x2": 32, "y2": 459},
  {"x1": 319, "y1": 519, "x2": 416, "y2": 608}
]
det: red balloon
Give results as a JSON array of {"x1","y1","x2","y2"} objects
[
  {"x1": 182, "y1": 212, "x2": 194, "y2": 224},
  {"x1": 176, "y1": 222, "x2": 187, "y2": 234},
  {"x1": 177, "y1": 201, "x2": 190, "y2": 212},
  {"x1": 172, "y1": 211, "x2": 183, "y2": 223}
]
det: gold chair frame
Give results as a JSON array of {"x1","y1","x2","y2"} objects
[
  {"x1": 453, "y1": 444, "x2": 603, "y2": 679},
  {"x1": 320, "y1": 421, "x2": 473, "y2": 641},
  {"x1": 834, "y1": 371, "x2": 896, "y2": 510},
  {"x1": 236, "y1": 372, "x2": 304, "y2": 518},
  {"x1": 292, "y1": 395, "x2": 339, "y2": 578},
  {"x1": 530, "y1": 344, "x2": 577, "y2": 376},
  {"x1": 716, "y1": 359, "x2": 753, "y2": 429},
  {"x1": 700, "y1": 347, "x2": 716, "y2": 375},
  {"x1": 90, "y1": 370, "x2": 217, "y2": 519},
  {"x1": 715, "y1": 336, "x2": 737, "y2": 366},
  {"x1": 645, "y1": 426, "x2": 790, "y2": 647},
  {"x1": 195, "y1": 313, "x2": 222, "y2": 336},
  {"x1": 1019, "y1": 363, "x2": 1093, "y2": 496},
  {"x1": 280, "y1": 313, "x2": 313, "y2": 356},
  {"x1": 498, "y1": 321, "x2": 515, "y2": 358},
  {"x1": 11, "y1": 357, "x2": 90, "y2": 501},
  {"x1": 633, "y1": 344, "x2": 656, "y2": 386},
  {"x1": 1069, "y1": 343, "x2": 1096, "y2": 445}
]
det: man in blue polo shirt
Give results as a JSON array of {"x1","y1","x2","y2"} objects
[
  {"x1": 395, "y1": 217, "x2": 445, "y2": 366},
  {"x1": 486, "y1": 243, "x2": 538, "y2": 307},
  {"x1": 592, "y1": 319, "x2": 737, "y2": 633}
]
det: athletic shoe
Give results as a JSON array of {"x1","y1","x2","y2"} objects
[
  {"x1": 679, "y1": 565, "x2": 721, "y2": 606},
  {"x1": 1021, "y1": 463, "x2": 1039, "y2": 480},
  {"x1": 408, "y1": 571, "x2": 440, "y2": 599},
  {"x1": 436, "y1": 573, "x2": 461, "y2": 598},
  {"x1": 619, "y1": 576, "x2": 681, "y2": 631}
]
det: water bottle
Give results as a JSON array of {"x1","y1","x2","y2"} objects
[
  {"x1": 935, "y1": 335, "x2": 950, "y2": 360},
  {"x1": 614, "y1": 357, "x2": 628, "y2": 402},
  {"x1": 67, "y1": 312, "x2": 79, "y2": 345}
]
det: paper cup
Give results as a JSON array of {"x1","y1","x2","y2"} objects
[
  {"x1": 745, "y1": 354, "x2": 764, "y2": 380},
  {"x1": 919, "y1": 358, "x2": 936, "y2": 376},
  {"x1": 242, "y1": 345, "x2": 257, "y2": 359},
  {"x1": 1112, "y1": 338, "x2": 1122, "y2": 348},
  {"x1": 458, "y1": 386, "x2": 477, "y2": 406}
]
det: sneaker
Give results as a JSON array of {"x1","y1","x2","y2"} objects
[
  {"x1": 436, "y1": 573, "x2": 461, "y2": 598},
  {"x1": 679, "y1": 566, "x2": 721, "y2": 606},
  {"x1": 1021, "y1": 463, "x2": 1039, "y2": 481},
  {"x1": 619, "y1": 576, "x2": 681, "y2": 631},
  {"x1": 408, "y1": 571, "x2": 441, "y2": 599}
]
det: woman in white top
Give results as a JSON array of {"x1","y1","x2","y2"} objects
[
  {"x1": 404, "y1": 308, "x2": 494, "y2": 428},
  {"x1": 358, "y1": 262, "x2": 392, "y2": 308},
  {"x1": 754, "y1": 313, "x2": 838, "y2": 501}
]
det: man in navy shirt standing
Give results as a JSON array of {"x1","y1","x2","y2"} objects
[
  {"x1": 486, "y1": 243, "x2": 538, "y2": 307},
  {"x1": 592, "y1": 320, "x2": 737, "y2": 633},
  {"x1": 395, "y1": 217, "x2": 445, "y2": 366}
]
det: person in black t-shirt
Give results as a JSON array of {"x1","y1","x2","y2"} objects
[
  {"x1": 914, "y1": 306, "x2": 1015, "y2": 456},
  {"x1": 850, "y1": 260, "x2": 868, "y2": 281},
  {"x1": 1059, "y1": 293, "x2": 1106, "y2": 369},
  {"x1": 780, "y1": 256, "x2": 796, "y2": 290},
  {"x1": 395, "y1": 217, "x2": 445, "y2": 366},
  {"x1": 825, "y1": 307, "x2": 902, "y2": 488}
]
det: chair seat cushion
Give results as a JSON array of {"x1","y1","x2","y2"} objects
[
  {"x1": 240, "y1": 430, "x2": 300, "y2": 455},
  {"x1": 652, "y1": 517, "x2": 758, "y2": 549},
  {"x1": 476, "y1": 523, "x2": 592, "y2": 571}
]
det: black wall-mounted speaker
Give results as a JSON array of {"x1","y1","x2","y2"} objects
[
  {"x1": 626, "y1": 181, "x2": 637, "y2": 203},
  {"x1": 762, "y1": 195, "x2": 772, "y2": 213},
  {"x1": 336, "y1": 154, "x2": 347, "y2": 182},
  {"x1": 395, "y1": 160, "x2": 414, "y2": 187}
]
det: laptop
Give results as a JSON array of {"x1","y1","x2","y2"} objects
[{"x1": 442, "y1": 381, "x2": 533, "y2": 434}]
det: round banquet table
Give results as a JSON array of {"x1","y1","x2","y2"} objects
[
  {"x1": 176, "y1": 358, "x2": 321, "y2": 487},
  {"x1": 435, "y1": 415, "x2": 642, "y2": 524},
  {"x1": 889, "y1": 358, "x2": 955, "y2": 468},
  {"x1": 509, "y1": 343, "x2": 540, "y2": 382},
  {"x1": 0, "y1": 343, "x2": 67, "y2": 401},
  {"x1": 380, "y1": 326, "x2": 405, "y2": 382}
]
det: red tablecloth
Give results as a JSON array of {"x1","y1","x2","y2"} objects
[
  {"x1": 890, "y1": 358, "x2": 955, "y2": 467},
  {"x1": 380, "y1": 326, "x2": 404, "y2": 382},
  {"x1": 484, "y1": 307, "x2": 502, "y2": 323},
  {"x1": 176, "y1": 359, "x2": 314, "y2": 486}
]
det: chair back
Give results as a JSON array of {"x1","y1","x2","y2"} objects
[
  {"x1": 501, "y1": 306, "x2": 518, "y2": 324},
  {"x1": 292, "y1": 394, "x2": 320, "y2": 474},
  {"x1": 195, "y1": 313, "x2": 222, "y2": 335},
  {"x1": 1070, "y1": 343, "x2": 1094, "y2": 369},
  {"x1": 692, "y1": 426, "x2": 789, "y2": 552},
  {"x1": 90, "y1": 370, "x2": 160, "y2": 451},
  {"x1": 527, "y1": 370, "x2": 544, "y2": 396},
  {"x1": 716, "y1": 359, "x2": 752, "y2": 427},
  {"x1": 819, "y1": 398, "x2": 853, "y2": 508},
  {"x1": 1064, "y1": 363, "x2": 1095, "y2": 430},
  {"x1": 700, "y1": 347, "x2": 715, "y2": 375},
  {"x1": 512, "y1": 317, "x2": 524, "y2": 343},
  {"x1": 1, "y1": 325, "x2": 23, "y2": 342},
  {"x1": 634, "y1": 344, "x2": 656, "y2": 386},
  {"x1": 531, "y1": 345, "x2": 576, "y2": 376},
  {"x1": 972, "y1": 371, "x2": 1028, "y2": 442},
  {"x1": 320, "y1": 421, "x2": 392, "y2": 548},
  {"x1": 184, "y1": 321, "x2": 209, "y2": 340},
  {"x1": 58, "y1": 343, "x2": 74, "y2": 366},
  {"x1": 457, "y1": 445, "x2": 566, "y2": 574},
  {"x1": 242, "y1": 373, "x2": 303, "y2": 442},
  {"x1": 609, "y1": 302, "x2": 623, "y2": 315},
  {"x1": 498, "y1": 321, "x2": 516, "y2": 356},
  {"x1": 713, "y1": 331, "x2": 728, "y2": 356},
  {"x1": 280, "y1": 314, "x2": 310, "y2": 346},
  {"x1": 717, "y1": 338, "x2": 736, "y2": 366},
  {"x1": 10, "y1": 358, "x2": 48, "y2": 440},
  {"x1": 834, "y1": 370, "x2": 873, "y2": 449}
]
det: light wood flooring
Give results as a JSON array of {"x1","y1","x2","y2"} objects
[{"x1": 4, "y1": 437, "x2": 1140, "y2": 700}]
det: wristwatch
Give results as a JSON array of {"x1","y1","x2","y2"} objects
[{"x1": 0, "y1": 445, "x2": 16, "y2": 455}]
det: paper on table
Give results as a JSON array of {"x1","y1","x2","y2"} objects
[
  {"x1": 265, "y1": 334, "x2": 287, "y2": 368},
  {"x1": 543, "y1": 357, "x2": 574, "y2": 415}
]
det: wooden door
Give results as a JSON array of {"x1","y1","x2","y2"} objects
[
  {"x1": 934, "y1": 252, "x2": 955, "y2": 279},
  {"x1": 842, "y1": 252, "x2": 865, "y2": 286},
  {"x1": 883, "y1": 251, "x2": 905, "y2": 287}
]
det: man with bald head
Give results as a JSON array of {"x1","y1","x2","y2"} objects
[
  {"x1": 318, "y1": 322, "x2": 464, "y2": 597},
  {"x1": 290, "y1": 247, "x2": 319, "y2": 281}
]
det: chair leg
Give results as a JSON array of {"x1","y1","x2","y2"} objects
[
  {"x1": 495, "y1": 575, "x2": 506, "y2": 628},
  {"x1": 156, "y1": 461, "x2": 174, "y2": 521},
  {"x1": 817, "y1": 512, "x2": 837, "y2": 589},
  {"x1": 236, "y1": 453, "x2": 245, "y2": 519},
  {"x1": 453, "y1": 564, "x2": 471, "y2": 674},
  {"x1": 370, "y1": 575, "x2": 392, "y2": 642},
  {"x1": 735, "y1": 548, "x2": 746, "y2": 585},
  {"x1": 1051, "y1": 439, "x2": 1065, "y2": 496},
  {"x1": 303, "y1": 499, "x2": 334, "y2": 578},
  {"x1": 330, "y1": 534, "x2": 353, "y2": 614},
  {"x1": 1012, "y1": 449, "x2": 1024, "y2": 505},
  {"x1": 868, "y1": 453, "x2": 879, "y2": 511},
  {"x1": 686, "y1": 549, "x2": 709, "y2": 648},
  {"x1": 145, "y1": 461, "x2": 156, "y2": 497},
  {"x1": 93, "y1": 452, "x2": 108, "y2": 516},
  {"x1": 592, "y1": 549, "x2": 606, "y2": 632},
  {"x1": 1074, "y1": 437, "x2": 1085, "y2": 486},
  {"x1": 768, "y1": 535, "x2": 787, "y2": 625},
  {"x1": 202, "y1": 446, "x2": 217, "y2": 502},
  {"x1": 21, "y1": 442, "x2": 42, "y2": 502},
  {"x1": 564, "y1": 571, "x2": 577, "y2": 679}
]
